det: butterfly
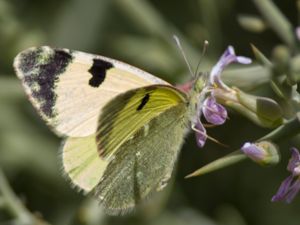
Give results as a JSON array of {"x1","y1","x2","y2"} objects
[{"x1": 14, "y1": 46, "x2": 206, "y2": 215}]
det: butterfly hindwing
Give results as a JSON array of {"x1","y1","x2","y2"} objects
[
  {"x1": 62, "y1": 134, "x2": 108, "y2": 192},
  {"x1": 96, "y1": 85, "x2": 188, "y2": 160},
  {"x1": 94, "y1": 85, "x2": 189, "y2": 214},
  {"x1": 14, "y1": 46, "x2": 169, "y2": 137}
]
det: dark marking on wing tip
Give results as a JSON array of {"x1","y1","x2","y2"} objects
[
  {"x1": 17, "y1": 47, "x2": 43, "y2": 74},
  {"x1": 88, "y1": 58, "x2": 113, "y2": 87},
  {"x1": 20, "y1": 47, "x2": 73, "y2": 117},
  {"x1": 137, "y1": 93, "x2": 150, "y2": 111}
]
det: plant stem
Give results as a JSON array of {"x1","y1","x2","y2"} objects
[
  {"x1": 253, "y1": 0, "x2": 295, "y2": 49},
  {"x1": 0, "y1": 168, "x2": 50, "y2": 225},
  {"x1": 258, "y1": 113, "x2": 300, "y2": 142}
]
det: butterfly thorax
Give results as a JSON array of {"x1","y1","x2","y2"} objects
[{"x1": 187, "y1": 75, "x2": 208, "y2": 126}]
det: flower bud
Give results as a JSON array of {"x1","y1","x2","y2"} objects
[
  {"x1": 215, "y1": 88, "x2": 283, "y2": 128},
  {"x1": 236, "y1": 88, "x2": 283, "y2": 127},
  {"x1": 237, "y1": 15, "x2": 266, "y2": 33},
  {"x1": 241, "y1": 141, "x2": 280, "y2": 166},
  {"x1": 272, "y1": 45, "x2": 290, "y2": 73},
  {"x1": 272, "y1": 45, "x2": 296, "y2": 86}
]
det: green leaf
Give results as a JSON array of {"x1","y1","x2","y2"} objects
[
  {"x1": 185, "y1": 151, "x2": 246, "y2": 178},
  {"x1": 253, "y1": 0, "x2": 295, "y2": 48},
  {"x1": 250, "y1": 44, "x2": 272, "y2": 66}
]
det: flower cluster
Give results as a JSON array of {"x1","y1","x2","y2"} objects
[
  {"x1": 193, "y1": 46, "x2": 251, "y2": 147},
  {"x1": 180, "y1": 44, "x2": 300, "y2": 204},
  {"x1": 180, "y1": 2, "x2": 300, "y2": 210}
]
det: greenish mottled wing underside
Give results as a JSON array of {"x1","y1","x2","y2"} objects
[
  {"x1": 97, "y1": 85, "x2": 188, "y2": 160},
  {"x1": 94, "y1": 85, "x2": 189, "y2": 215}
]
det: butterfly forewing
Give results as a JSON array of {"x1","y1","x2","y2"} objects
[{"x1": 14, "y1": 46, "x2": 169, "y2": 137}]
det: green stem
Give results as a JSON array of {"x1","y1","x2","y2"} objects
[
  {"x1": 0, "y1": 168, "x2": 50, "y2": 225},
  {"x1": 185, "y1": 151, "x2": 246, "y2": 178},
  {"x1": 258, "y1": 113, "x2": 300, "y2": 142},
  {"x1": 253, "y1": 0, "x2": 295, "y2": 49},
  {"x1": 0, "y1": 197, "x2": 5, "y2": 208}
]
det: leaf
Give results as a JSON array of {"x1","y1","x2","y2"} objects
[{"x1": 185, "y1": 151, "x2": 247, "y2": 178}]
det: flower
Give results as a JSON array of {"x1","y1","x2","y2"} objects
[
  {"x1": 202, "y1": 96, "x2": 227, "y2": 125},
  {"x1": 202, "y1": 46, "x2": 251, "y2": 125},
  {"x1": 241, "y1": 141, "x2": 279, "y2": 166},
  {"x1": 192, "y1": 46, "x2": 251, "y2": 147},
  {"x1": 209, "y1": 46, "x2": 252, "y2": 90},
  {"x1": 272, "y1": 147, "x2": 300, "y2": 203},
  {"x1": 241, "y1": 142, "x2": 266, "y2": 161},
  {"x1": 201, "y1": 46, "x2": 251, "y2": 125}
]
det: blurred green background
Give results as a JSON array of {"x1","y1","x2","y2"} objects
[{"x1": 1, "y1": 0, "x2": 300, "y2": 224}]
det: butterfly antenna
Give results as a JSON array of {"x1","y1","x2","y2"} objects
[
  {"x1": 173, "y1": 35, "x2": 194, "y2": 77},
  {"x1": 194, "y1": 40, "x2": 209, "y2": 77}
]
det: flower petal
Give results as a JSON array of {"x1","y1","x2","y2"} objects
[
  {"x1": 209, "y1": 46, "x2": 252, "y2": 90},
  {"x1": 271, "y1": 175, "x2": 294, "y2": 202},
  {"x1": 272, "y1": 147, "x2": 300, "y2": 203},
  {"x1": 287, "y1": 147, "x2": 300, "y2": 175},
  {"x1": 195, "y1": 121, "x2": 207, "y2": 148},
  {"x1": 202, "y1": 96, "x2": 227, "y2": 125},
  {"x1": 284, "y1": 179, "x2": 300, "y2": 203},
  {"x1": 236, "y1": 56, "x2": 252, "y2": 64}
]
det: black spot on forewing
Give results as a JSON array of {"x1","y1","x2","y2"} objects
[
  {"x1": 137, "y1": 93, "x2": 150, "y2": 111},
  {"x1": 19, "y1": 47, "x2": 73, "y2": 117},
  {"x1": 88, "y1": 59, "x2": 113, "y2": 87}
]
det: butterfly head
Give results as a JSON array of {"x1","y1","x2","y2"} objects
[{"x1": 193, "y1": 73, "x2": 208, "y2": 94}]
